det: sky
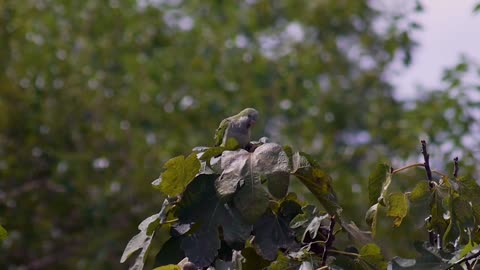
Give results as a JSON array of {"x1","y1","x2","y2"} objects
[{"x1": 393, "y1": 0, "x2": 480, "y2": 99}]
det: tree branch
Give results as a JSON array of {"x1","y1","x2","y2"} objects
[
  {"x1": 453, "y1": 157, "x2": 459, "y2": 178},
  {"x1": 421, "y1": 140, "x2": 433, "y2": 183}
]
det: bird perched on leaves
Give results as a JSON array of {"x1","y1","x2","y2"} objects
[{"x1": 214, "y1": 108, "x2": 259, "y2": 149}]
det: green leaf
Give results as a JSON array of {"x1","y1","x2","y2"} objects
[
  {"x1": 368, "y1": 163, "x2": 391, "y2": 206},
  {"x1": 267, "y1": 252, "x2": 301, "y2": 270},
  {"x1": 216, "y1": 143, "x2": 291, "y2": 222},
  {"x1": 122, "y1": 225, "x2": 171, "y2": 270},
  {"x1": 177, "y1": 175, "x2": 251, "y2": 266},
  {"x1": 121, "y1": 231, "x2": 151, "y2": 263},
  {"x1": 152, "y1": 265, "x2": 181, "y2": 270},
  {"x1": 365, "y1": 203, "x2": 379, "y2": 237},
  {"x1": 292, "y1": 152, "x2": 341, "y2": 216},
  {"x1": 241, "y1": 247, "x2": 271, "y2": 270},
  {"x1": 302, "y1": 214, "x2": 330, "y2": 242},
  {"x1": 154, "y1": 154, "x2": 201, "y2": 196},
  {"x1": 0, "y1": 225, "x2": 7, "y2": 240},
  {"x1": 359, "y1": 243, "x2": 388, "y2": 270},
  {"x1": 181, "y1": 228, "x2": 221, "y2": 268},
  {"x1": 233, "y1": 181, "x2": 270, "y2": 224},
  {"x1": 216, "y1": 143, "x2": 291, "y2": 199},
  {"x1": 409, "y1": 181, "x2": 430, "y2": 202},
  {"x1": 387, "y1": 192, "x2": 409, "y2": 227},
  {"x1": 253, "y1": 210, "x2": 298, "y2": 261},
  {"x1": 267, "y1": 172, "x2": 290, "y2": 199}
]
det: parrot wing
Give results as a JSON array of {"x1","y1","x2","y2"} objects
[{"x1": 214, "y1": 118, "x2": 231, "y2": 146}]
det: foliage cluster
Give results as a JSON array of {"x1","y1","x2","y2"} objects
[
  {"x1": 2, "y1": 1, "x2": 480, "y2": 269},
  {"x1": 122, "y1": 138, "x2": 480, "y2": 270}
]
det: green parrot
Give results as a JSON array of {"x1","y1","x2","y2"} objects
[{"x1": 214, "y1": 108, "x2": 259, "y2": 149}]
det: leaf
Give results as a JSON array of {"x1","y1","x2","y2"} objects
[
  {"x1": 387, "y1": 192, "x2": 409, "y2": 227},
  {"x1": 154, "y1": 154, "x2": 201, "y2": 196},
  {"x1": 302, "y1": 214, "x2": 330, "y2": 242},
  {"x1": 152, "y1": 265, "x2": 181, "y2": 270},
  {"x1": 233, "y1": 180, "x2": 270, "y2": 223},
  {"x1": 267, "y1": 172, "x2": 290, "y2": 199},
  {"x1": 253, "y1": 210, "x2": 298, "y2": 261},
  {"x1": 368, "y1": 163, "x2": 390, "y2": 206},
  {"x1": 121, "y1": 231, "x2": 151, "y2": 263},
  {"x1": 409, "y1": 181, "x2": 430, "y2": 202},
  {"x1": 217, "y1": 143, "x2": 291, "y2": 222},
  {"x1": 0, "y1": 225, "x2": 7, "y2": 241},
  {"x1": 181, "y1": 228, "x2": 221, "y2": 268},
  {"x1": 216, "y1": 149, "x2": 251, "y2": 199},
  {"x1": 241, "y1": 247, "x2": 271, "y2": 270},
  {"x1": 365, "y1": 203, "x2": 379, "y2": 237},
  {"x1": 267, "y1": 252, "x2": 301, "y2": 270},
  {"x1": 359, "y1": 243, "x2": 387, "y2": 270},
  {"x1": 123, "y1": 225, "x2": 171, "y2": 270},
  {"x1": 293, "y1": 156, "x2": 341, "y2": 216},
  {"x1": 177, "y1": 175, "x2": 251, "y2": 266}
]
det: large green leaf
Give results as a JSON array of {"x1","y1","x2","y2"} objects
[
  {"x1": 153, "y1": 154, "x2": 201, "y2": 196},
  {"x1": 176, "y1": 175, "x2": 251, "y2": 267},
  {"x1": 292, "y1": 152, "x2": 341, "y2": 216},
  {"x1": 387, "y1": 192, "x2": 409, "y2": 227},
  {"x1": 215, "y1": 149, "x2": 251, "y2": 199},
  {"x1": 241, "y1": 247, "x2": 271, "y2": 270},
  {"x1": 267, "y1": 252, "x2": 302, "y2": 270},
  {"x1": 122, "y1": 225, "x2": 171, "y2": 270},
  {"x1": 181, "y1": 228, "x2": 221, "y2": 268},
  {"x1": 216, "y1": 143, "x2": 291, "y2": 222},
  {"x1": 359, "y1": 243, "x2": 388, "y2": 270},
  {"x1": 409, "y1": 181, "x2": 430, "y2": 202},
  {"x1": 252, "y1": 210, "x2": 298, "y2": 261},
  {"x1": 368, "y1": 163, "x2": 391, "y2": 206}
]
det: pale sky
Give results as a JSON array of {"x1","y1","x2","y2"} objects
[{"x1": 393, "y1": 0, "x2": 480, "y2": 99}]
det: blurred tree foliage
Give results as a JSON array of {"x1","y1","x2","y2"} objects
[{"x1": 1, "y1": 0, "x2": 479, "y2": 269}]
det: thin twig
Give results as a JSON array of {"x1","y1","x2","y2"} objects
[
  {"x1": 453, "y1": 157, "x2": 459, "y2": 178},
  {"x1": 321, "y1": 215, "x2": 336, "y2": 266}
]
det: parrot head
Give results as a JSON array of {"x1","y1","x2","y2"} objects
[{"x1": 238, "y1": 108, "x2": 258, "y2": 128}]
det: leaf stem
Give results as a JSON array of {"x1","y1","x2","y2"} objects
[
  {"x1": 391, "y1": 163, "x2": 448, "y2": 178},
  {"x1": 391, "y1": 163, "x2": 424, "y2": 174},
  {"x1": 328, "y1": 249, "x2": 360, "y2": 257}
]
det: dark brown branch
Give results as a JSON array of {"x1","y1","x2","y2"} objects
[
  {"x1": 421, "y1": 140, "x2": 433, "y2": 187},
  {"x1": 321, "y1": 215, "x2": 336, "y2": 266},
  {"x1": 453, "y1": 157, "x2": 459, "y2": 178}
]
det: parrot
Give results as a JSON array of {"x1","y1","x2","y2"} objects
[{"x1": 214, "y1": 108, "x2": 259, "y2": 149}]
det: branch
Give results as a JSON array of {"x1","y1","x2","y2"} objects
[
  {"x1": 421, "y1": 140, "x2": 433, "y2": 182},
  {"x1": 453, "y1": 157, "x2": 459, "y2": 178}
]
